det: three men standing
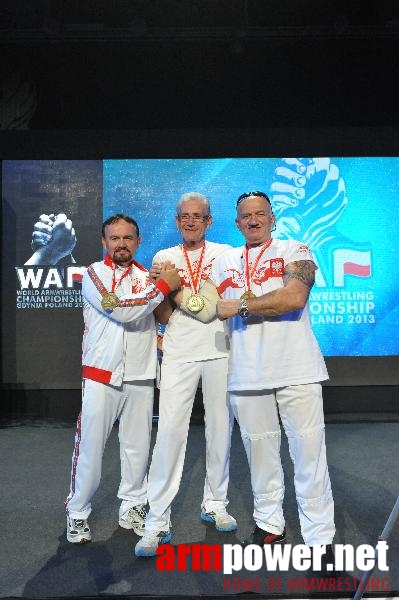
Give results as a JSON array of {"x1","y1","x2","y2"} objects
[{"x1": 67, "y1": 193, "x2": 335, "y2": 566}]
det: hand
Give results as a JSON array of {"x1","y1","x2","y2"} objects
[
  {"x1": 31, "y1": 213, "x2": 56, "y2": 250},
  {"x1": 270, "y1": 157, "x2": 348, "y2": 247},
  {"x1": 159, "y1": 265, "x2": 182, "y2": 292},
  {"x1": 217, "y1": 299, "x2": 240, "y2": 320},
  {"x1": 149, "y1": 262, "x2": 162, "y2": 282},
  {"x1": 25, "y1": 212, "x2": 77, "y2": 265},
  {"x1": 150, "y1": 261, "x2": 176, "y2": 282},
  {"x1": 161, "y1": 260, "x2": 175, "y2": 271},
  {"x1": 50, "y1": 213, "x2": 77, "y2": 258}
]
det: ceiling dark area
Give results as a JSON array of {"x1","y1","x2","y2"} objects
[
  {"x1": 2, "y1": 1, "x2": 399, "y2": 129},
  {"x1": 3, "y1": 0, "x2": 399, "y2": 40}
]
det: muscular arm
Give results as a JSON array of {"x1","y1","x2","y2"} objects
[
  {"x1": 250, "y1": 260, "x2": 315, "y2": 315},
  {"x1": 217, "y1": 260, "x2": 316, "y2": 319}
]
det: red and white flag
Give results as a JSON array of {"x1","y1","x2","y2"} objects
[{"x1": 333, "y1": 249, "x2": 371, "y2": 286}]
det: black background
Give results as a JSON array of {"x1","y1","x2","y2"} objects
[{"x1": 1, "y1": 0, "x2": 399, "y2": 132}]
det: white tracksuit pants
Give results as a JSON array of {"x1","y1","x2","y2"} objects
[
  {"x1": 230, "y1": 383, "x2": 335, "y2": 546},
  {"x1": 145, "y1": 356, "x2": 233, "y2": 532},
  {"x1": 65, "y1": 378, "x2": 154, "y2": 520}
]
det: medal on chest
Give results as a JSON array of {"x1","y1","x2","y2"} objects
[
  {"x1": 181, "y1": 243, "x2": 206, "y2": 313},
  {"x1": 101, "y1": 262, "x2": 134, "y2": 311},
  {"x1": 240, "y1": 239, "x2": 273, "y2": 300},
  {"x1": 101, "y1": 292, "x2": 120, "y2": 311},
  {"x1": 186, "y1": 293, "x2": 205, "y2": 313}
]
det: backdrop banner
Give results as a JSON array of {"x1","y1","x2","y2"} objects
[{"x1": 2, "y1": 157, "x2": 399, "y2": 388}]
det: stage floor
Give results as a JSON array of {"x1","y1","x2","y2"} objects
[{"x1": 0, "y1": 416, "x2": 398, "y2": 600}]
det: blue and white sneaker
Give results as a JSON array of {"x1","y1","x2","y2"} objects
[
  {"x1": 119, "y1": 504, "x2": 147, "y2": 536},
  {"x1": 134, "y1": 529, "x2": 172, "y2": 557},
  {"x1": 200, "y1": 506, "x2": 237, "y2": 532},
  {"x1": 67, "y1": 517, "x2": 91, "y2": 544}
]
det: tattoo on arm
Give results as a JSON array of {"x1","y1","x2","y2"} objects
[{"x1": 283, "y1": 261, "x2": 316, "y2": 288}]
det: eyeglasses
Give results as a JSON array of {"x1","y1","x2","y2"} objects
[
  {"x1": 236, "y1": 191, "x2": 271, "y2": 206},
  {"x1": 177, "y1": 214, "x2": 210, "y2": 222}
]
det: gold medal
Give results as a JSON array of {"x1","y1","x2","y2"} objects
[
  {"x1": 186, "y1": 293, "x2": 205, "y2": 313},
  {"x1": 181, "y1": 243, "x2": 207, "y2": 314},
  {"x1": 101, "y1": 292, "x2": 120, "y2": 311},
  {"x1": 240, "y1": 290, "x2": 256, "y2": 301},
  {"x1": 242, "y1": 240, "x2": 272, "y2": 302}
]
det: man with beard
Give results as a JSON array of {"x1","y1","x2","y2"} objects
[{"x1": 65, "y1": 214, "x2": 181, "y2": 544}]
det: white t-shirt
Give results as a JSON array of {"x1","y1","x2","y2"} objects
[
  {"x1": 211, "y1": 238, "x2": 328, "y2": 391},
  {"x1": 153, "y1": 241, "x2": 230, "y2": 362}
]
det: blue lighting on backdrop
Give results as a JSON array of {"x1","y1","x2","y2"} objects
[{"x1": 104, "y1": 157, "x2": 399, "y2": 357}]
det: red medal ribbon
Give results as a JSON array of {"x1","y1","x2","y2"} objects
[
  {"x1": 110, "y1": 263, "x2": 134, "y2": 293},
  {"x1": 180, "y1": 242, "x2": 206, "y2": 294},
  {"x1": 244, "y1": 238, "x2": 273, "y2": 292},
  {"x1": 104, "y1": 254, "x2": 134, "y2": 293}
]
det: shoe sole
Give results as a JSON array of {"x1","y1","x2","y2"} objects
[
  {"x1": 67, "y1": 534, "x2": 91, "y2": 544},
  {"x1": 200, "y1": 511, "x2": 237, "y2": 532},
  {"x1": 119, "y1": 520, "x2": 145, "y2": 536},
  {"x1": 242, "y1": 535, "x2": 287, "y2": 547},
  {"x1": 134, "y1": 534, "x2": 172, "y2": 557}
]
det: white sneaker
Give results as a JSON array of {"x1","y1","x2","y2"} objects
[
  {"x1": 67, "y1": 517, "x2": 91, "y2": 544},
  {"x1": 135, "y1": 530, "x2": 172, "y2": 557},
  {"x1": 200, "y1": 506, "x2": 237, "y2": 532},
  {"x1": 119, "y1": 504, "x2": 147, "y2": 536}
]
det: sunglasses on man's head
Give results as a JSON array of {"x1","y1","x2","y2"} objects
[{"x1": 236, "y1": 191, "x2": 271, "y2": 206}]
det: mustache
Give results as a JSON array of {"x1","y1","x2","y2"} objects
[{"x1": 113, "y1": 248, "x2": 132, "y2": 258}]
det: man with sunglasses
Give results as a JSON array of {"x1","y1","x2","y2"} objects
[
  {"x1": 212, "y1": 191, "x2": 335, "y2": 573},
  {"x1": 135, "y1": 192, "x2": 236, "y2": 557}
]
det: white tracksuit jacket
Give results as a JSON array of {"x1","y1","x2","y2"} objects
[{"x1": 81, "y1": 254, "x2": 171, "y2": 386}]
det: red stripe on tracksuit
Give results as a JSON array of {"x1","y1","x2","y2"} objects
[
  {"x1": 82, "y1": 365, "x2": 112, "y2": 384},
  {"x1": 64, "y1": 411, "x2": 82, "y2": 512}
]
